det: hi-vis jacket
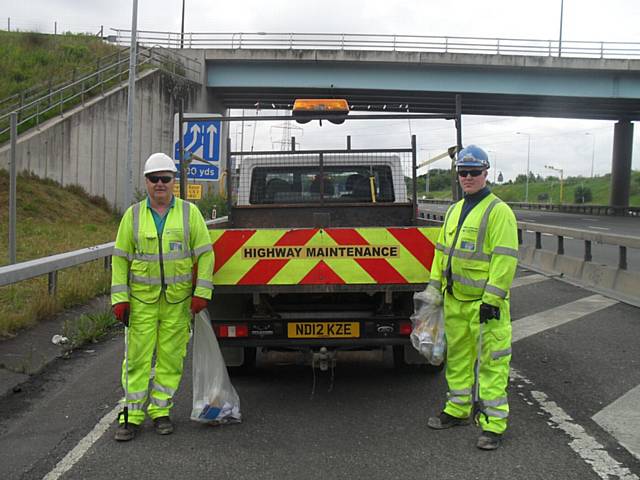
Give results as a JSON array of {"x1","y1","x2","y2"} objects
[
  {"x1": 111, "y1": 198, "x2": 214, "y2": 305},
  {"x1": 429, "y1": 193, "x2": 518, "y2": 306}
]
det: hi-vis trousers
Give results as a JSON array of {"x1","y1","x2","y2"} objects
[
  {"x1": 442, "y1": 293, "x2": 512, "y2": 434},
  {"x1": 120, "y1": 296, "x2": 191, "y2": 425}
]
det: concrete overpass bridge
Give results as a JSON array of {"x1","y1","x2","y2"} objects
[{"x1": 114, "y1": 31, "x2": 640, "y2": 207}]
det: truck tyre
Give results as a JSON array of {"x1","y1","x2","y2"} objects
[{"x1": 393, "y1": 345, "x2": 444, "y2": 373}]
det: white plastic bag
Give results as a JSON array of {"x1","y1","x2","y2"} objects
[
  {"x1": 191, "y1": 310, "x2": 242, "y2": 424},
  {"x1": 410, "y1": 287, "x2": 446, "y2": 365}
]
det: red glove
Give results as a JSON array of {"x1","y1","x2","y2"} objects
[
  {"x1": 113, "y1": 302, "x2": 130, "y2": 327},
  {"x1": 190, "y1": 296, "x2": 208, "y2": 315}
]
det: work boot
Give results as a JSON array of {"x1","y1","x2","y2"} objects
[
  {"x1": 153, "y1": 416, "x2": 174, "y2": 435},
  {"x1": 427, "y1": 412, "x2": 470, "y2": 430},
  {"x1": 114, "y1": 423, "x2": 139, "y2": 442},
  {"x1": 477, "y1": 431, "x2": 502, "y2": 450}
]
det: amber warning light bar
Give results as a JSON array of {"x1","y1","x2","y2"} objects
[{"x1": 292, "y1": 98, "x2": 349, "y2": 124}]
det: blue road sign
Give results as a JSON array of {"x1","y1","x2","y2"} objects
[{"x1": 173, "y1": 118, "x2": 221, "y2": 181}]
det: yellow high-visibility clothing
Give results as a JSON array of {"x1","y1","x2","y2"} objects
[
  {"x1": 111, "y1": 197, "x2": 214, "y2": 423},
  {"x1": 429, "y1": 192, "x2": 518, "y2": 434}
]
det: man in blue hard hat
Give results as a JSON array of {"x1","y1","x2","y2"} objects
[{"x1": 426, "y1": 145, "x2": 518, "y2": 450}]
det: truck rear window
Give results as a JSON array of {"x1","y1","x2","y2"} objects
[{"x1": 249, "y1": 166, "x2": 395, "y2": 204}]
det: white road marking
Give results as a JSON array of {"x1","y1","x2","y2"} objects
[
  {"x1": 42, "y1": 405, "x2": 120, "y2": 480},
  {"x1": 589, "y1": 226, "x2": 610, "y2": 231},
  {"x1": 512, "y1": 295, "x2": 618, "y2": 343},
  {"x1": 511, "y1": 369, "x2": 639, "y2": 480},
  {"x1": 511, "y1": 274, "x2": 549, "y2": 289},
  {"x1": 593, "y1": 384, "x2": 640, "y2": 462}
]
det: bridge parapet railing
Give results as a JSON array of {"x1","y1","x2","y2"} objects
[{"x1": 108, "y1": 30, "x2": 640, "y2": 60}]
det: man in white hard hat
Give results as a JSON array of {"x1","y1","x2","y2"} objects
[{"x1": 111, "y1": 153, "x2": 214, "y2": 441}]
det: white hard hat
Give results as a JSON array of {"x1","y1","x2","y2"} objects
[{"x1": 143, "y1": 153, "x2": 177, "y2": 175}]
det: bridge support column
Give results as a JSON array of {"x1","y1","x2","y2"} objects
[{"x1": 609, "y1": 120, "x2": 634, "y2": 211}]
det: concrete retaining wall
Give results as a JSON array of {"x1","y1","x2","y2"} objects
[{"x1": 0, "y1": 70, "x2": 203, "y2": 211}]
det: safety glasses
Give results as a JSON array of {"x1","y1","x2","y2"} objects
[
  {"x1": 146, "y1": 175, "x2": 174, "y2": 184},
  {"x1": 457, "y1": 170, "x2": 484, "y2": 178}
]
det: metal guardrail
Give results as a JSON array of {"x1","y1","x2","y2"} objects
[
  {"x1": 419, "y1": 199, "x2": 640, "y2": 217},
  {"x1": 108, "y1": 30, "x2": 640, "y2": 59},
  {"x1": 419, "y1": 211, "x2": 638, "y2": 271},
  {"x1": 0, "y1": 219, "x2": 221, "y2": 294},
  {"x1": 517, "y1": 221, "x2": 640, "y2": 271},
  {"x1": 0, "y1": 243, "x2": 114, "y2": 294},
  {"x1": 0, "y1": 46, "x2": 202, "y2": 139}
]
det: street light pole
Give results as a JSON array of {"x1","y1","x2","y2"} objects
[
  {"x1": 585, "y1": 132, "x2": 596, "y2": 178},
  {"x1": 488, "y1": 150, "x2": 498, "y2": 184},
  {"x1": 124, "y1": 0, "x2": 139, "y2": 209},
  {"x1": 516, "y1": 132, "x2": 531, "y2": 202},
  {"x1": 180, "y1": 0, "x2": 185, "y2": 49}
]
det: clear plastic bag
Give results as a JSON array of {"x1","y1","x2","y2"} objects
[
  {"x1": 191, "y1": 310, "x2": 242, "y2": 424},
  {"x1": 410, "y1": 287, "x2": 446, "y2": 365}
]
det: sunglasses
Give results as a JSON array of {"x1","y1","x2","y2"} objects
[
  {"x1": 146, "y1": 175, "x2": 174, "y2": 184},
  {"x1": 457, "y1": 170, "x2": 484, "y2": 178}
]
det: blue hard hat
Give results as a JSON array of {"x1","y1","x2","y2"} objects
[{"x1": 455, "y1": 145, "x2": 490, "y2": 169}]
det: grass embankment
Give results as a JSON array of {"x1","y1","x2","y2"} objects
[
  {"x1": 423, "y1": 172, "x2": 640, "y2": 206},
  {"x1": 0, "y1": 31, "x2": 122, "y2": 143},
  {"x1": 0, "y1": 31, "x2": 118, "y2": 100},
  {"x1": 0, "y1": 170, "x2": 119, "y2": 337}
]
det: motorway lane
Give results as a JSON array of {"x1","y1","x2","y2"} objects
[{"x1": 1, "y1": 271, "x2": 639, "y2": 479}]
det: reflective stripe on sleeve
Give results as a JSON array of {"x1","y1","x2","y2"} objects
[
  {"x1": 493, "y1": 246, "x2": 519, "y2": 258},
  {"x1": 485, "y1": 283, "x2": 508, "y2": 299},
  {"x1": 436, "y1": 243, "x2": 446, "y2": 252},
  {"x1": 112, "y1": 248, "x2": 132, "y2": 260},
  {"x1": 111, "y1": 284, "x2": 130, "y2": 294},
  {"x1": 193, "y1": 244, "x2": 212, "y2": 257},
  {"x1": 430, "y1": 279, "x2": 442, "y2": 290},
  {"x1": 196, "y1": 279, "x2": 214, "y2": 290},
  {"x1": 491, "y1": 347, "x2": 512, "y2": 360}
]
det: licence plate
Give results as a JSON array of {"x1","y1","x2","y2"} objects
[{"x1": 287, "y1": 322, "x2": 360, "y2": 338}]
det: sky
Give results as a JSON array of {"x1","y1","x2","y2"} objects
[{"x1": 4, "y1": 0, "x2": 640, "y2": 181}]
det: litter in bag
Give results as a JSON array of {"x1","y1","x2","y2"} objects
[
  {"x1": 410, "y1": 287, "x2": 446, "y2": 366},
  {"x1": 191, "y1": 310, "x2": 242, "y2": 424}
]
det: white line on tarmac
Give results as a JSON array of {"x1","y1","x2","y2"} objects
[
  {"x1": 42, "y1": 405, "x2": 120, "y2": 480},
  {"x1": 589, "y1": 226, "x2": 610, "y2": 231},
  {"x1": 511, "y1": 273, "x2": 549, "y2": 289},
  {"x1": 512, "y1": 294, "x2": 618, "y2": 343},
  {"x1": 593, "y1": 384, "x2": 640, "y2": 462},
  {"x1": 511, "y1": 369, "x2": 639, "y2": 480}
]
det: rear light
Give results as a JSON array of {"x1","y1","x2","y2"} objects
[
  {"x1": 399, "y1": 321, "x2": 412, "y2": 336},
  {"x1": 214, "y1": 324, "x2": 249, "y2": 338}
]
